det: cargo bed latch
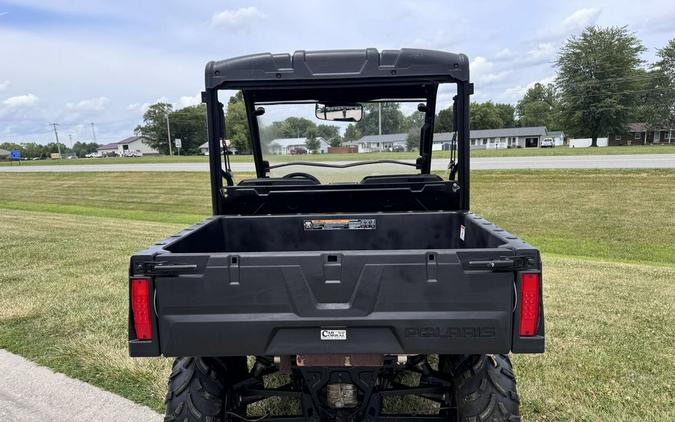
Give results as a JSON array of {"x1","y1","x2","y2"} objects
[
  {"x1": 467, "y1": 256, "x2": 533, "y2": 272},
  {"x1": 140, "y1": 262, "x2": 198, "y2": 276}
]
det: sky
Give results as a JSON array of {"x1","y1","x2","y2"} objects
[{"x1": 0, "y1": 0, "x2": 673, "y2": 145}]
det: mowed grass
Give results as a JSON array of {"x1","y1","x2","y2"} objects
[
  {"x1": 1, "y1": 169, "x2": 673, "y2": 265},
  {"x1": 0, "y1": 169, "x2": 674, "y2": 419},
  {"x1": 1, "y1": 144, "x2": 673, "y2": 167},
  {"x1": 0, "y1": 210, "x2": 673, "y2": 419}
]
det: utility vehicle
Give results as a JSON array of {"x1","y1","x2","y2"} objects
[{"x1": 128, "y1": 48, "x2": 544, "y2": 421}]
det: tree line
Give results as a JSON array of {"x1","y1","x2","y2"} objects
[{"x1": 0, "y1": 141, "x2": 99, "y2": 159}]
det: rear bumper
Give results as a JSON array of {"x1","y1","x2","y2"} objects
[{"x1": 158, "y1": 311, "x2": 511, "y2": 357}]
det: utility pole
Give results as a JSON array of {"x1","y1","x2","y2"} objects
[
  {"x1": 166, "y1": 113, "x2": 173, "y2": 156},
  {"x1": 378, "y1": 103, "x2": 382, "y2": 135},
  {"x1": 90, "y1": 122, "x2": 97, "y2": 143},
  {"x1": 50, "y1": 123, "x2": 62, "y2": 158}
]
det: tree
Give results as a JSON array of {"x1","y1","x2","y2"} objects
[
  {"x1": 495, "y1": 103, "x2": 516, "y2": 128},
  {"x1": 355, "y1": 103, "x2": 405, "y2": 135},
  {"x1": 638, "y1": 39, "x2": 675, "y2": 131},
  {"x1": 135, "y1": 102, "x2": 173, "y2": 154},
  {"x1": 405, "y1": 129, "x2": 419, "y2": 152},
  {"x1": 435, "y1": 106, "x2": 453, "y2": 132},
  {"x1": 169, "y1": 104, "x2": 207, "y2": 155},
  {"x1": 516, "y1": 83, "x2": 560, "y2": 129},
  {"x1": 305, "y1": 127, "x2": 320, "y2": 153},
  {"x1": 279, "y1": 117, "x2": 316, "y2": 138},
  {"x1": 556, "y1": 26, "x2": 646, "y2": 146},
  {"x1": 225, "y1": 92, "x2": 251, "y2": 154},
  {"x1": 470, "y1": 101, "x2": 503, "y2": 130},
  {"x1": 344, "y1": 124, "x2": 362, "y2": 141},
  {"x1": 316, "y1": 124, "x2": 341, "y2": 146},
  {"x1": 72, "y1": 141, "x2": 100, "y2": 157},
  {"x1": 403, "y1": 110, "x2": 425, "y2": 132}
]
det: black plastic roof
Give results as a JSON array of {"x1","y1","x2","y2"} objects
[{"x1": 205, "y1": 48, "x2": 469, "y2": 90}]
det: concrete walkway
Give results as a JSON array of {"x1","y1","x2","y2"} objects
[{"x1": 0, "y1": 349, "x2": 162, "y2": 422}]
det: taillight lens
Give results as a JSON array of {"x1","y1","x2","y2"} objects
[
  {"x1": 519, "y1": 273, "x2": 541, "y2": 336},
  {"x1": 131, "y1": 278, "x2": 152, "y2": 340}
]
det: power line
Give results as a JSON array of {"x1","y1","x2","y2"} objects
[{"x1": 50, "y1": 123, "x2": 62, "y2": 157}]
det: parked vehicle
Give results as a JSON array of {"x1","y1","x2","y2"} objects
[
  {"x1": 290, "y1": 147, "x2": 308, "y2": 155},
  {"x1": 85, "y1": 151, "x2": 103, "y2": 158},
  {"x1": 128, "y1": 48, "x2": 544, "y2": 422},
  {"x1": 391, "y1": 144, "x2": 405, "y2": 152},
  {"x1": 123, "y1": 150, "x2": 143, "y2": 157},
  {"x1": 540, "y1": 138, "x2": 555, "y2": 148}
]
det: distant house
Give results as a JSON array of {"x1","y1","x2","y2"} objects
[
  {"x1": 608, "y1": 123, "x2": 674, "y2": 146},
  {"x1": 432, "y1": 126, "x2": 552, "y2": 151},
  {"x1": 345, "y1": 133, "x2": 408, "y2": 153},
  {"x1": 268, "y1": 137, "x2": 329, "y2": 155},
  {"x1": 97, "y1": 136, "x2": 159, "y2": 156}
]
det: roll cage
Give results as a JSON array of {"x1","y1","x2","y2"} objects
[{"x1": 201, "y1": 48, "x2": 473, "y2": 214}]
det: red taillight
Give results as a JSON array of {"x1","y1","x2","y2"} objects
[
  {"x1": 519, "y1": 273, "x2": 540, "y2": 336},
  {"x1": 131, "y1": 278, "x2": 152, "y2": 340}
]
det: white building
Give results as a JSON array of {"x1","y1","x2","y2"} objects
[
  {"x1": 345, "y1": 133, "x2": 408, "y2": 153},
  {"x1": 97, "y1": 136, "x2": 159, "y2": 156},
  {"x1": 268, "y1": 137, "x2": 329, "y2": 155},
  {"x1": 432, "y1": 127, "x2": 555, "y2": 151}
]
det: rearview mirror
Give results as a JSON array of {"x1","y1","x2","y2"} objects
[{"x1": 315, "y1": 104, "x2": 363, "y2": 122}]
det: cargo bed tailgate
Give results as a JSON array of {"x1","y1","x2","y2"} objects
[{"x1": 147, "y1": 249, "x2": 516, "y2": 356}]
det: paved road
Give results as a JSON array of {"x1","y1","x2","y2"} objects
[
  {"x1": 0, "y1": 349, "x2": 162, "y2": 422},
  {"x1": 0, "y1": 154, "x2": 673, "y2": 173}
]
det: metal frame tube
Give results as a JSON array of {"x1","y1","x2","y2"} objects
[
  {"x1": 204, "y1": 89, "x2": 224, "y2": 214},
  {"x1": 457, "y1": 81, "x2": 471, "y2": 211}
]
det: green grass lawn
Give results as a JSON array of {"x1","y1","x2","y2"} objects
[
  {"x1": 1, "y1": 169, "x2": 674, "y2": 420},
  {"x1": 1, "y1": 144, "x2": 673, "y2": 167},
  {"x1": 1, "y1": 169, "x2": 672, "y2": 265}
]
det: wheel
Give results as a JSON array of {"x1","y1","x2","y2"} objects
[
  {"x1": 440, "y1": 354, "x2": 520, "y2": 421},
  {"x1": 164, "y1": 356, "x2": 249, "y2": 422}
]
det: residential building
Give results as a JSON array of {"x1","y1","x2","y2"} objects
[
  {"x1": 345, "y1": 133, "x2": 408, "y2": 153},
  {"x1": 97, "y1": 136, "x2": 159, "y2": 156},
  {"x1": 432, "y1": 126, "x2": 551, "y2": 151},
  {"x1": 268, "y1": 137, "x2": 329, "y2": 155},
  {"x1": 608, "y1": 123, "x2": 674, "y2": 146}
]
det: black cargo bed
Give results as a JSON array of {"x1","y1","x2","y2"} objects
[{"x1": 129, "y1": 212, "x2": 542, "y2": 357}]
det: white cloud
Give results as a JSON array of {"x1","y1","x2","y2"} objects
[
  {"x1": 560, "y1": 8, "x2": 601, "y2": 34},
  {"x1": 177, "y1": 93, "x2": 201, "y2": 109},
  {"x1": 211, "y1": 7, "x2": 266, "y2": 29},
  {"x1": 0, "y1": 12, "x2": 7, "y2": 17},
  {"x1": 65, "y1": 96, "x2": 109, "y2": 112},
  {"x1": 127, "y1": 96, "x2": 169, "y2": 115},
  {"x1": 2, "y1": 93, "x2": 39, "y2": 108},
  {"x1": 0, "y1": 80, "x2": 9, "y2": 91},
  {"x1": 470, "y1": 56, "x2": 510, "y2": 85},
  {"x1": 523, "y1": 43, "x2": 555, "y2": 65},
  {"x1": 501, "y1": 75, "x2": 556, "y2": 103}
]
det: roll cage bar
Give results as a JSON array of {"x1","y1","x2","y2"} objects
[{"x1": 202, "y1": 48, "x2": 473, "y2": 214}]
